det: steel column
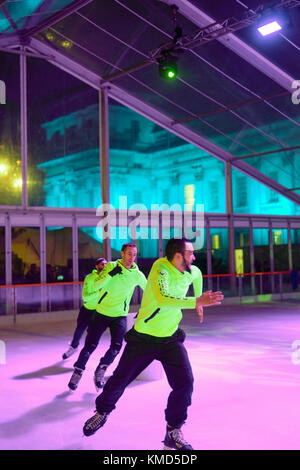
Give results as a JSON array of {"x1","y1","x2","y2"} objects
[
  {"x1": 206, "y1": 217, "x2": 213, "y2": 291},
  {"x1": 72, "y1": 215, "x2": 79, "y2": 282},
  {"x1": 225, "y1": 162, "x2": 236, "y2": 294},
  {"x1": 249, "y1": 219, "x2": 256, "y2": 295},
  {"x1": 40, "y1": 214, "x2": 46, "y2": 283},
  {"x1": 287, "y1": 221, "x2": 293, "y2": 270},
  {"x1": 72, "y1": 215, "x2": 79, "y2": 310},
  {"x1": 40, "y1": 214, "x2": 47, "y2": 311},
  {"x1": 20, "y1": 46, "x2": 28, "y2": 210},
  {"x1": 5, "y1": 213, "x2": 12, "y2": 285},
  {"x1": 99, "y1": 87, "x2": 111, "y2": 261},
  {"x1": 269, "y1": 220, "x2": 275, "y2": 293}
]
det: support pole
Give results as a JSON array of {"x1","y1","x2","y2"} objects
[
  {"x1": 5, "y1": 213, "x2": 12, "y2": 286},
  {"x1": 99, "y1": 87, "x2": 111, "y2": 261},
  {"x1": 249, "y1": 219, "x2": 255, "y2": 295},
  {"x1": 20, "y1": 46, "x2": 28, "y2": 210},
  {"x1": 40, "y1": 214, "x2": 46, "y2": 283},
  {"x1": 269, "y1": 220, "x2": 275, "y2": 293},
  {"x1": 225, "y1": 162, "x2": 236, "y2": 293},
  {"x1": 72, "y1": 215, "x2": 79, "y2": 310},
  {"x1": 206, "y1": 217, "x2": 213, "y2": 291},
  {"x1": 40, "y1": 214, "x2": 47, "y2": 312},
  {"x1": 287, "y1": 221, "x2": 293, "y2": 270}
]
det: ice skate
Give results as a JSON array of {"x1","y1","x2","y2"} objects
[
  {"x1": 162, "y1": 425, "x2": 193, "y2": 450},
  {"x1": 62, "y1": 345, "x2": 77, "y2": 360},
  {"x1": 68, "y1": 367, "x2": 83, "y2": 391},
  {"x1": 83, "y1": 410, "x2": 109, "y2": 436},
  {"x1": 94, "y1": 364, "x2": 107, "y2": 392}
]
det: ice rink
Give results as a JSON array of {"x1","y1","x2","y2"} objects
[{"x1": 1, "y1": 300, "x2": 300, "y2": 451}]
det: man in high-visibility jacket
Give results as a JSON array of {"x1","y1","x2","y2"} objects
[
  {"x1": 62, "y1": 257, "x2": 107, "y2": 360},
  {"x1": 68, "y1": 243, "x2": 147, "y2": 391},
  {"x1": 82, "y1": 238, "x2": 224, "y2": 450}
]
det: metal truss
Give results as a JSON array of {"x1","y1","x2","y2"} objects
[{"x1": 165, "y1": 0, "x2": 299, "y2": 91}]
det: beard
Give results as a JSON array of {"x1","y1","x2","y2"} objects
[{"x1": 182, "y1": 258, "x2": 191, "y2": 273}]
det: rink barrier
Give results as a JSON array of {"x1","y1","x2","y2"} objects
[{"x1": 0, "y1": 270, "x2": 299, "y2": 323}]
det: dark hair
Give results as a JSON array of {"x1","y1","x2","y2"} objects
[
  {"x1": 95, "y1": 257, "x2": 107, "y2": 265},
  {"x1": 121, "y1": 243, "x2": 137, "y2": 252},
  {"x1": 165, "y1": 238, "x2": 189, "y2": 261}
]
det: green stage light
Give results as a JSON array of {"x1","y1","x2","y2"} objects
[{"x1": 158, "y1": 57, "x2": 178, "y2": 80}]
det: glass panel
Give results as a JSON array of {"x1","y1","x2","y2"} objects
[
  {"x1": 45, "y1": 227, "x2": 73, "y2": 310},
  {"x1": 210, "y1": 228, "x2": 229, "y2": 274},
  {"x1": 194, "y1": 227, "x2": 207, "y2": 290},
  {"x1": 253, "y1": 228, "x2": 270, "y2": 273},
  {"x1": 11, "y1": 227, "x2": 40, "y2": 313},
  {"x1": 272, "y1": 228, "x2": 289, "y2": 271},
  {"x1": 12, "y1": 227, "x2": 40, "y2": 284},
  {"x1": 234, "y1": 228, "x2": 250, "y2": 273},
  {"x1": 78, "y1": 227, "x2": 104, "y2": 281},
  {"x1": 232, "y1": 167, "x2": 299, "y2": 215},
  {"x1": 46, "y1": 227, "x2": 72, "y2": 281},
  {"x1": 0, "y1": 52, "x2": 21, "y2": 206},
  {"x1": 109, "y1": 99, "x2": 225, "y2": 213},
  {"x1": 291, "y1": 229, "x2": 300, "y2": 271},
  {"x1": 241, "y1": 150, "x2": 300, "y2": 197},
  {"x1": 0, "y1": 226, "x2": 5, "y2": 284},
  {"x1": 27, "y1": 57, "x2": 100, "y2": 208},
  {"x1": 0, "y1": 0, "x2": 75, "y2": 33}
]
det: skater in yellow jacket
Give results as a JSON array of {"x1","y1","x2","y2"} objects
[
  {"x1": 68, "y1": 243, "x2": 147, "y2": 391},
  {"x1": 83, "y1": 238, "x2": 224, "y2": 450},
  {"x1": 62, "y1": 257, "x2": 107, "y2": 360}
]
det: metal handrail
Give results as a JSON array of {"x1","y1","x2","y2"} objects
[{"x1": 0, "y1": 270, "x2": 299, "y2": 288}]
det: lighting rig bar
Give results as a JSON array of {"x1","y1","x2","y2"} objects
[
  {"x1": 149, "y1": 0, "x2": 300, "y2": 59},
  {"x1": 102, "y1": 0, "x2": 300, "y2": 83}
]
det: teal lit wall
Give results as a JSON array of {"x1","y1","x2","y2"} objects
[{"x1": 38, "y1": 103, "x2": 300, "y2": 257}]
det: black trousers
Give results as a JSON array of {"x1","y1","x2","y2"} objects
[
  {"x1": 74, "y1": 312, "x2": 127, "y2": 371},
  {"x1": 70, "y1": 305, "x2": 94, "y2": 349},
  {"x1": 95, "y1": 328, "x2": 194, "y2": 428}
]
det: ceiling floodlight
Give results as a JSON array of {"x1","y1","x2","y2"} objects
[
  {"x1": 258, "y1": 20, "x2": 282, "y2": 36},
  {"x1": 158, "y1": 56, "x2": 178, "y2": 79},
  {"x1": 257, "y1": 6, "x2": 289, "y2": 37}
]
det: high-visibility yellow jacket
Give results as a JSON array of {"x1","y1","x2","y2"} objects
[
  {"x1": 134, "y1": 257, "x2": 202, "y2": 337},
  {"x1": 93, "y1": 260, "x2": 147, "y2": 317},
  {"x1": 82, "y1": 269, "x2": 102, "y2": 310}
]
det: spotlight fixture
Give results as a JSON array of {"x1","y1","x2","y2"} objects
[
  {"x1": 257, "y1": 19, "x2": 282, "y2": 36},
  {"x1": 156, "y1": 4, "x2": 182, "y2": 80},
  {"x1": 257, "y1": 7, "x2": 288, "y2": 37},
  {"x1": 158, "y1": 54, "x2": 178, "y2": 79}
]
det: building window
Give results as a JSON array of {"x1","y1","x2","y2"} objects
[
  {"x1": 236, "y1": 176, "x2": 247, "y2": 207},
  {"x1": 269, "y1": 191, "x2": 279, "y2": 203},
  {"x1": 184, "y1": 184, "x2": 195, "y2": 210},
  {"x1": 209, "y1": 181, "x2": 219, "y2": 210},
  {"x1": 239, "y1": 233, "x2": 245, "y2": 248},
  {"x1": 212, "y1": 234, "x2": 220, "y2": 250},
  {"x1": 273, "y1": 230, "x2": 282, "y2": 245}
]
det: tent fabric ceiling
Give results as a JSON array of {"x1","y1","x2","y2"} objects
[{"x1": 0, "y1": 0, "x2": 299, "y2": 204}]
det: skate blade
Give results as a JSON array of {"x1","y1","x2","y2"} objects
[
  {"x1": 94, "y1": 380, "x2": 105, "y2": 393},
  {"x1": 163, "y1": 445, "x2": 174, "y2": 450}
]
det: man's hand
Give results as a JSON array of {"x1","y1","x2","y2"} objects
[
  {"x1": 196, "y1": 290, "x2": 224, "y2": 309},
  {"x1": 196, "y1": 304, "x2": 203, "y2": 323},
  {"x1": 108, "y1": 265, "x2": 123, "y2": 277}
]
